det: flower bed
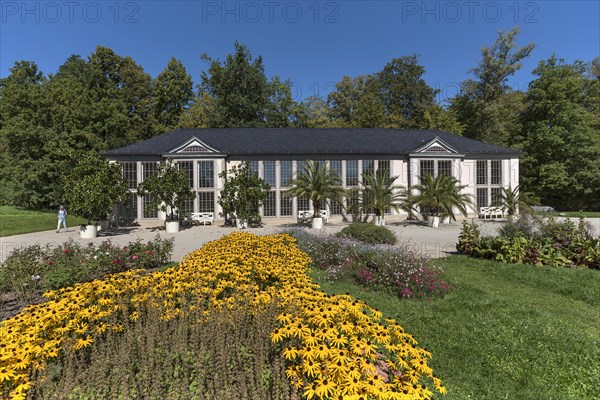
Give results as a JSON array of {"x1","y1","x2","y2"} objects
[
  {"x1": 1, "y1": 232, "x2": 445, "y2": 399},
  {"x1": 285, "y1": 229, "x2": 453, "y2": 300}
]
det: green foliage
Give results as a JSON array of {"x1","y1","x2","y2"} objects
[
  {"x1": 218, "y1": 162, "x2": 271, "y2": 223},
  {"x1": 137, "y1": 159, "x2": 195, "y2": 221},
  {"x1": 520, "y1": 55, "x2": 600, "y2": 210},
  {"x1": 457, "y1": 215, "x2": 600, "y2": 269},
  {"x1": 0, "y1": 235, "x2": 174, "y2": 303},
  {"x1": 63, "y1": 154, "x2": 129, "y2": 225},
  {"x1": 412, "y1": 174, "x2": 473, "y2": 220},
  {"x1": 153, "y1": 57, "x2": 194, "y2": 129},
  {"x1": 450, "y1": 27, "x2": 534, "y2": 146},
  {"x1": 29, "y1": 305, "x2": 298, "y2": 400},
  {"x1": 285, "y1": 160, "x2": 345, "y2": 218},
  {"x1": 456, "y1": 220, "x2": 481, "y2": 255},
  {"x1": 335, "y1": 223, "x2": 397, "y2": 245}
]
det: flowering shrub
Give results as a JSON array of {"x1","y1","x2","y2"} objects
[
  {"x1": 0, "y1": 232, "x2": 445, "y2": 399},
  {"x1": 0, "y1": 235, "x2": 174, "y2": 302},
  {"x1": 284, "y1": 229, "x2": 453, "y2": 300}
]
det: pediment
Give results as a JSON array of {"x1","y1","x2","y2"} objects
[
  {"x1": 166, "y1": 137, "x2": 220, "y2": 155},
  {"x1": 413, "y1": 137, "x2": 459, "y2": 154}
]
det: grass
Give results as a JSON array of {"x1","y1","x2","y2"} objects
[
  {"x1": 310, "y1": 255, "x2": 600, "y2": 400},
  {"x1": 536, "y1": 211, "x2": 600, "y2": 218},
  {"x1": 0, "y1": 206, "x2": 89, "y2": 237}
]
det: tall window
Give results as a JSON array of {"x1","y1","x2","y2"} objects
[
  {"x1": 477, "y1": 188, "x2": 489, "y2": 208},
  {"x1": 263, "y1": 161, "x2": 276, "y2": 187},
  {"x1": 122, "y1": 162, "x2": 137, "y2": 189},
  {"x1": 346, "y1": 160, "x2": 359, "y2": 187},
  {"x1": 178, "y1": 161, "x2": 194, "y2": 188},
  {"x1": 264, "y1": 191, "x2": 277, "y2": 217},
  {"x1": 143, "y1": 194, "x2": 158, "y2": 218},
  {"x1": 477, "y1": 161, "x2": 487, "y2": 185},
  {"x1": 438, "y1": 160, "x2": 452, "y2": 177},
  {"x1": 280, "y1": 161, "x2": 293, "y2": 187},
  {"x1": 142, "y1": 162, "x2": 158, "y2": 182},
  {"x1": 363, "y1": 160, "x2": 375, "y2": 176},
  {"x1": 476, "y1": 160, "x2": 503, "y2": 208},
  {"x1": 297, "y1": 196, "x2": 310, "y2": 212},
  {"x1": 198, "y1": 161, "x2": 214, "y2": 188},
  {"x1": 491, "y1": 160, "x2": 502, "y2": 185},
  {"x1": 248, "y1": 161, "x2": 259, "y2": 176},
  {"x1": 378, "y1": 160, "x2": 390, "y2": 177},
  {"x1": 420, "y1": 160, "x2": 435, "y2": 180},
  {"x1": 118, "y1": 192, "x2": 138, "y2": 220},
  {"x1": 280, "y1": 195, "x2": 293, "y2": 216},
  {"x1": 198, "y1": 192, "x2": 214, "y2": 213},
  {"x1": 180, "y1": 193, "x2": 195, "y2": 216}
]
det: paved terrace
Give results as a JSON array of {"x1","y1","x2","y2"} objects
[{"x1": 1, "y1": 217, "x2": 598, "y2": 263}]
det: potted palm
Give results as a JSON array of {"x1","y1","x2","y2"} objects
[
  {"x1": 286, "y1": 160, "x2": 345, "y2": 229},
  {"x1": 218, "y1": 162, "x2": 271, "y2": 229},
  {"x1": 63, "y1": 154, "x2": 129, "y2": 239},
  {"x1": 413, "y1": 174, "x2": 473, "y2": 228},
  {"x1": 137, "y1": 159, "x2": 195, "y2": 233},
  {"x1": 350, "y1": 170, "x2": 405, "y2": 226}
]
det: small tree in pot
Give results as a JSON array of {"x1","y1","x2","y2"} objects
[
  {"x1": 218, "y1": 162, "x2": 271, "y2": 228},
  {"x1": 286, "y1": 160, "x2": 345, "y2": 229},
  {"x1": 137, "y1": 159, "x2": 195, "y2": 232},
  {"x1": 413, "y1": 173, "x2": 473, "y2": 227},
  {"x1": 63, "y1": 154, "x2": 129, "y2": 238},
  {"x1": 348, "y1": 170, "x2": 405, "y2": 226}
]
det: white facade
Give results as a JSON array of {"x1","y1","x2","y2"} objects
[{"x1": 109, "y1": 136, "x2": 519, "y2": 223}]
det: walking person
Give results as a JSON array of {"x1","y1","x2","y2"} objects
[{"x1": 57, "y1": 205, "x2": 68, "y2": 233}]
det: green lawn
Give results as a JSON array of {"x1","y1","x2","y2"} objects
[
  {"x1": 311, "y1": 256, "x2": 600, "y2": 400},
  {"x1": 536, "y1": 211, "x2": 600, "y2": 218},
  {"x1": 0, "y1": 206, "x2": 88, "y2": 237}
]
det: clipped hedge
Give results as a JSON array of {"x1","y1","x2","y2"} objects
[{"x1": 335, "y1": 223, "x2": 397, "y2": 245}]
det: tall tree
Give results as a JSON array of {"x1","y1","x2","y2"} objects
[
  {"x1": 153, "y1": 57, "x2": 194, "y2": 130},
  {"x1": 265, "y1": 76, "x2": 305, "y2": 127},
  {"x1": 200, "y1": 42, "x2": 271, "y2": 127},
  {"x1": 419, "y1": 105, "x2": 465, "y2": 135},
  {"x1": 450, "y1": 27, "x2": 534, "y2": 145},
  {"x1": 327, "y1": 75, "x2": 385, "y2": 128},
  {"x1": 375, "y1": 55, "x2": 438, "y2": 129},
  {"x1": 521, "y1": 56, "x2": 600, "y2": 210}
]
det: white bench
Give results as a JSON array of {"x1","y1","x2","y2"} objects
[
  {"x1": 478, "y1": 207, "x2": 504, "y2": 219},
  {"x1": 297, "y1": 210, "x2": 329, "y2": 224},
  {"x1": 190, "y1": 212, "x2": 215, "y2": 225}
]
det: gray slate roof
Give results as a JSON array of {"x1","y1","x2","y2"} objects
[{"x1": 103, "y1": 128, "x2": 521, "y2": 157}]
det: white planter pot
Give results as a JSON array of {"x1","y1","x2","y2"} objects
[
  {"x1": 80, "y1": 224, "x2": 97, "y2": 239},
  {"x1": 236, "y1": 219, "x2": 247, "y2": 229},
  {"x1": 441, "y1": 216, "x2": 451, "y2": 224},
  {"x1": 97, "y1": 220, "x2": 109, "y2": 232},
  {"x1": 311, "y1": 217, "x2": 323, "y2": 229},
  {"x1": 374, "y1": 215, "x2": 385, "y2": 226},
  {"x1": 165, "y1": 220, "x2": 180, "y2": 233},
  {"x1": 427, "y1": 216, "x2": 440, "y2": 228}
]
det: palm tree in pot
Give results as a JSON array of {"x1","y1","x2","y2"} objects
[
  {"x1": 349, "y1": 170, "x2": 406, "y2": 226},
  {"x1": 413, "y1": 174, "x2": 473, "y2": 227},
  {"x1": 286, "y1": 160, "x2": 345, "y2": 229}
]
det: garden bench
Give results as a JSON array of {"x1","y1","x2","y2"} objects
[
  {"x1": 478, "y1": 206, "x2": 504, "y2": 219},
  {"x1": 190, "y1": 212, "x2": 215, "y2": 225},
  {"x1": 297, "y1": 210, "x2": 329, "y2": 224}
]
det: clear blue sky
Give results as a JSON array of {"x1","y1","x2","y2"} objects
[{"x1": 1, "y1": 0, "x2": 599, "y2": 102}]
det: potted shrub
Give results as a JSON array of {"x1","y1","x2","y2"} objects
[
  {"x1": 218, "y1": 162, "x2": 271, "y2": 229},
  {"x1": 413, "y1": 174, "x2": 473, "y2": 228},
  {"x1": 63, "y1": 154, "x2": 129, "y2": 239},
  {"x1": 286, "y1": 161, "x2": 345, "y2": 229},
  {"x1": 349, "y1": 170, "x2": 405, "y2": 226},
  {"x1": 137, "y1": 159, "x2": 195, "y2": 233}
]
